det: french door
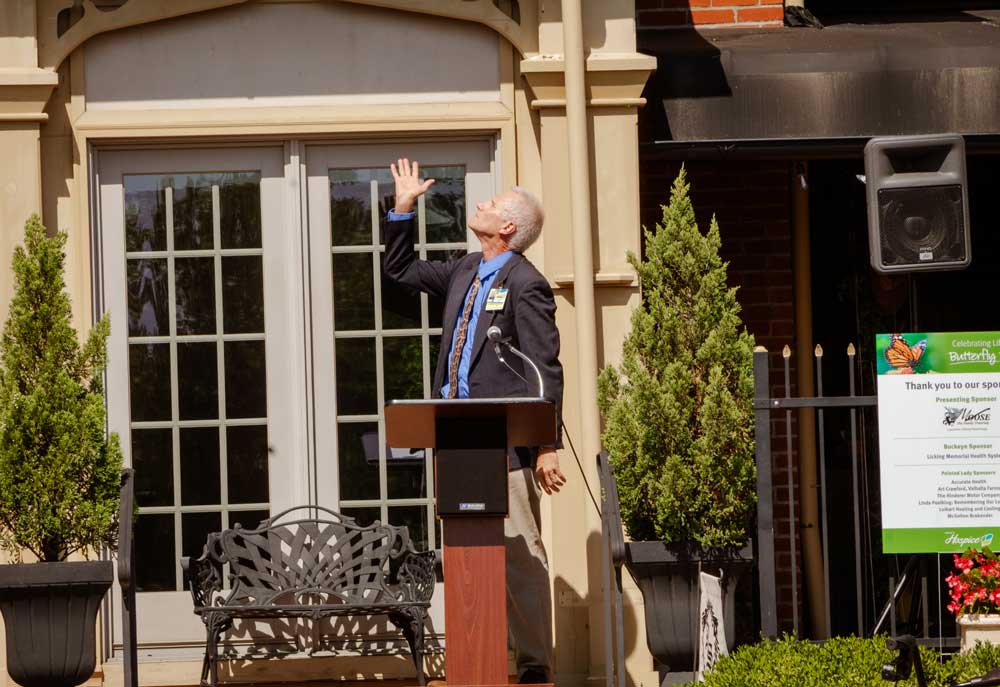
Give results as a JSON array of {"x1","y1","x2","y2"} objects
[
  {"x1": 98, "y1": 147, "x2": 306, "y2": 648},
  {"x1": 96, "y1": 138, "x2": 497, "y2": 655},
  {"x1": 304, "y1": 141, "x2": 494, "y2": 543}
]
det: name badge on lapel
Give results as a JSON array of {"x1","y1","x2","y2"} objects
[{"x1": 485, "y1": 287, "x2": 509, "y2": 312}]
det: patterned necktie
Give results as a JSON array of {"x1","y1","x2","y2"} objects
[{"x1": 447, "y1": 275, "x2": 482, "y2": 398}]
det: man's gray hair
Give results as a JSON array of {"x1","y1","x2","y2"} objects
[{"x1": 500, "y1": 186, "x2": 545, "y2": 253}]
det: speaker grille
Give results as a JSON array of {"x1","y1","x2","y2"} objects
[{"x1": 876, "y1": 184, "x2": 966, "y2": 268}]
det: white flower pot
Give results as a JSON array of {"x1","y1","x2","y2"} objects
[{"x1": 958, "y1": 614, "x2": 1000, "y2": 652}]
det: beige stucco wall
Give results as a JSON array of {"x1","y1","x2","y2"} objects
[{"x1": 0, "y1": 1, "x2": 656, "y2": 686}]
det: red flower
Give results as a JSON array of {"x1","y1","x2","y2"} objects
[{"x1": 946, "y1": 547, "x2": 1000, "y2": 617}]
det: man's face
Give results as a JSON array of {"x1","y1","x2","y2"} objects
[{"x1": 468, "y1": 191, "x2": 517, "y2": 241}]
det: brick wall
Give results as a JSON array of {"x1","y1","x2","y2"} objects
[
  {"x1": 637, "y1": 0, "x2": 784, "y2": 29},
  {"x1": 638, "y1": 157, "x2": 803, "y2": 632}
]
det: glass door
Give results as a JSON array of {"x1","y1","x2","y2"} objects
[
  {"x1": 304, "y1": 140, "x2": 496, "y2": 631},
  {"x1": 97, "y1": 147, "x2": 306, "y2": 650}
]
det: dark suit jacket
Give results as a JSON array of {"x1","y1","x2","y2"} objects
[{"x1": 382, "y1": 216, "x2": 564, "y2": 469}]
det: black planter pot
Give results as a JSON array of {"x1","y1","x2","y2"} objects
[
  {"x1": 0, "y1": 561, "x2": 113, "y2": 687},
  {"x1": 625, "y1": 541, "x2": 752, "y2": 674}
]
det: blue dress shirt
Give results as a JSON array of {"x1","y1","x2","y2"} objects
[
  {"x1": 440, "y1": 250, "x2": 513, "y2": 398},
  {"x1": 386, "y1": 210, "x2": 513, "y2": 398}
]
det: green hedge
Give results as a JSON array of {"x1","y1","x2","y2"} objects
[{"x1": 692, "y1": 635, "x2": 1000, "y2": 687}]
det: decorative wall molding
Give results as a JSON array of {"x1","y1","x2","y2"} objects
[
  {"x1": 520, "y1": 53, "x2": 656, "y2": 110},
  {"x1": 0, "y1": 68, "x2": 60, "y2": 123},
  {"x1": 37, "y1": 0, "x2": 537, "y2": 71}
]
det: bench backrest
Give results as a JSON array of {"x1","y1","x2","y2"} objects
[{"x1": 213, "y1": 507, "x2": 415, "y2": 607}]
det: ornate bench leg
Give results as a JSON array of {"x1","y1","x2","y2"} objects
[
  {"x1": 391, "y1": 609, "x2": 426, "y2": 687},
  {"x1": 200, "y1": 650, "x2": 211, "y2": 687},
  {"x1": 199, "y1": 618, "x2": 213, "y2": 687},
  {"x1": 204, "y1": 616, "x2": 228, "y2": 687}
]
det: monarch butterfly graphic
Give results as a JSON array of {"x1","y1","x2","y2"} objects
[{"x1": 884, "y1": 333, "x2": 927, "y2": 374}]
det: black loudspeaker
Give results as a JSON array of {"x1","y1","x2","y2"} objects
[{"x1": 864, "y1": 134, "x2": 971, "y2": 274}]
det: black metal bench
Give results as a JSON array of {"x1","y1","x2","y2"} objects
[{"x1": 182, "y1": 506, "x2": 436, "y2": 687}]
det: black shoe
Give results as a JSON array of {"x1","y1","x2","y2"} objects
[{"x1": 518, "y1": 669, "x2": 549, "y2": 684}]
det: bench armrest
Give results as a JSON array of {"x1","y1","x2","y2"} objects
[
  {"x1": 182, "y1": 550, "x2": 224, "y2": 609},
  {"x1": 393, "y1": 550, "x2": 436, "y2": 603}
]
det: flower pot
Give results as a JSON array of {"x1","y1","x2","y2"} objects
[
  {"x1": 0, "y1": 560, "x2": 114, "y2": 687},
  {"x1": 958, "y1": 614, "x2": 1000, "y2": 652},
  {"x1": 625, "y1": 541, "x2": 752, "y2": 673}
]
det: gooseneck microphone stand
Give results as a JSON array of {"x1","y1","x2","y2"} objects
[{"x1": 487, "y1": 325, "x2": 544, "y2": 399}]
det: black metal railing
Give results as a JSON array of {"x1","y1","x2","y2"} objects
[
  {"x1": 118, "y1": 468, "x2": 138, "y2": 687},
  {"x1": 755, "y1": 345, "x2": 958, "y2": 646}
]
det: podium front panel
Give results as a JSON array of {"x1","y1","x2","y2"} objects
[{"x1": 436, "y1": 448, "x2": 508, "y2": 517}]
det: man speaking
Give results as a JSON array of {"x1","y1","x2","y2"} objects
[{"x1": 383, "y1": 159, "x2": 564, "y2": 684}]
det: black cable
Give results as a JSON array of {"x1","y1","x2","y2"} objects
[
  {"x1": 559, "y1": 419, "x2": 602, "y2": 516},
  {"x1": 491, "y1": 338, "x2": 603, "y2": 515}
]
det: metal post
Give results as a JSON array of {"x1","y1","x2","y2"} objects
[
  {"x1": 600, "y1": 456, "x2": 614, "y2": 687},
  {"x1": 783, "y1": 346, "x2": 799, "y2": 634},
  {"x1": 754, "y1": 347, "x2": 777, "y2": 638},
  {"x1": 848, "y1": 344, "x2": 865, "y2": 635},
  {"x1": 816, "y1": 345, "x2": 832, "y2": 639}
]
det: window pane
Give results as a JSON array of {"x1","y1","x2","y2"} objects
[
  {"x1": 332, "y1": 253, "x2": 374, "y2": 330},
  {"x1": 174, "y1": 257, "x2": 216, "y2": 335},
  {"x1": 330, "y1": 171, "x2": 374, "y2": 247},
  {"x1": 177, "y1": 343, "x2": 218, "y2": 420},
  {"x1": 127, "y1": 259, "x2": 168, "y2": 337},
  {"x1": 225, "y1": 341, "x2": 267, "y2": 418},
  {"x1": 230, "y1": 509, "x2": 269, "y2": 531},
  {"x1": 220, "y1": 173, "x2": 262, "y2": 249},
  {"x1": 381, "y1": 257, "x2": 420, "y2": 330},
  {"x1": 227, "y1": 425, "x2": 269, "y2": 504},
  {"x1": 172, "y1": 174, "x2": 215, "y2": 251},
  {"x1": 129, "y1": 344, "x2": 171, "y2": 422},
  {"x1": 422, "y1": 166, "x2": 466, "y2": 244},
  {"x1": 341, "y1": 506, "x2": 379, "y2": 528},
  {"x1": 124, "y1": 175, "x2": 167, "y2": 253},
  {"x1": 388, "y1": 506, "x2": 429, "y2": 552},
  {"x1": 429, "y1": 336, "x2": 442, "y2": 391},
  {"x1": 335, "y1": 338, "x2": 376, "y2": 415},
  {"x1": 383, "y1": 336, "x2": 423, "y2": 401},
  {"x1": 181, "y1": 512, "x2": 222, "y2": 591},
  {"x1": 134, "y1": 514, "x2": 175, "y2": 592},
  {"x1": 180, "y1": 427, "x2": 220, "y2": 506},
  {"x1": 131, "y1": 429, "x2": 173, "y2": 508},
  {"x1": 337, "y1": 422, "x2": 379, "y2": 501},
  {"x1": 222, "y1": 256, "x2": 264, "y2": 334},
  {"x1": 387, "y1": 446, "x2": 425, "y2": 500}
]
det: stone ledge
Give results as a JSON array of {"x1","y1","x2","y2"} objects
[{"x1": 0, "y1": 68, "x2": 59, "y2": 87}]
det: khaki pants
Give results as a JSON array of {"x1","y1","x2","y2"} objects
[{"x1": 505, "y1": 467, "x2": 554, "y2": 679}]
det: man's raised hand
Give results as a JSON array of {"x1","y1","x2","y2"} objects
[{"x1": 390, "y1": 158, "x2": 435, "y2": 214}]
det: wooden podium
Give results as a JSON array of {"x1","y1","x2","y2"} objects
[{"x1": 385, "y1": 398, "x2": 557, "y2": 687}]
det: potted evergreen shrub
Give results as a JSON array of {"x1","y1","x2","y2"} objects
[
  {"x1": 0, "y1": 215, "x2": 122, "y2": 687},
  {"x1": 598, "y1": 168, "x2": 756, "y2": 673}
]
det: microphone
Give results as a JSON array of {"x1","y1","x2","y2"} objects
[{"x1": 487, "y1": 326, "x2": 545, "y2": 399}]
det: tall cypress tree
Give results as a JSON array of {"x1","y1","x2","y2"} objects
[
  {"x1": 0, "y1": 215, "x2": 122, "y2": 562},
  {"x1": 598, "y1": 168, "x2": 756, "y2": 552}
]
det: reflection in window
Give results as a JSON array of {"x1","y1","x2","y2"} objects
[
  {"x1": 122, "y1": 172, "x2": 270, "y2": 592},
  {"x1": 329, "y1": 165, "x2": 469, "y2": 551}
]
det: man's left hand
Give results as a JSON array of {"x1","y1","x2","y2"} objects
[{"x1": 535, "y1": 449, "x2": 566, "y2": 495}]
